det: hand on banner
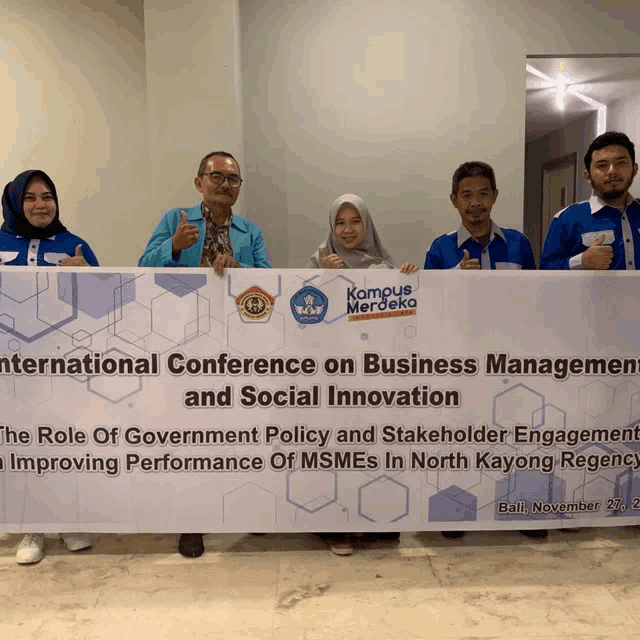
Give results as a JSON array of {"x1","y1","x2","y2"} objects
[
  {"x1": 172, "y1": 211, "x2": 200, "y2": 253},
  {"x1": 400, "y1": 262, "x2": 419, "y2": 274},
  {"x1": 459, "y1": 250, "x2": 480, "y2": 270},
  {"x1": 212, "y1": 253, "x2": 241, "y2": 277},
  {"x1": 582, "y1": 234, "x2": 613, "y2": 269},
  {"x1": 318, "y1": 247, "x2": 345, "y2": 269},
  {"x1": 59, "y1": 245, "x2": 89, "y2": 267}
]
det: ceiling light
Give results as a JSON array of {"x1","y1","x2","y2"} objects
[{"x1": 526, "y1": 63, "x2": 607, "y2": 134}]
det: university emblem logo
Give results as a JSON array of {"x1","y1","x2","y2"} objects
[
  {"x1": 290, "y1": 286, "x2": 328, "y2": 324},
  {"x1": 235, "y1": 286, "x2": 275, "y2": 322}
]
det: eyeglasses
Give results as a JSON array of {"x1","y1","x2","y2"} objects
[{"x1": 201, "y1": 172, "x2": 242, "y2": 188}]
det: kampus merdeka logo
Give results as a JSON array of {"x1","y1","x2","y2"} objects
[{"x1": 346, "y1": 284, "x2": 417, "y2": 322}]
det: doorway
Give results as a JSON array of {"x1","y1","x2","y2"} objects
[{"x1": 540, "y1": 153, "x2": 577, "y2": 250}]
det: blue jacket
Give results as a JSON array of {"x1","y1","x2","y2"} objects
[
  {"x1": 424, "y1": 222, "x2": 536, "y2": 270},
  {"x1": 0, "y1": 230, "x2": 99, "y2": 266},
  {"x1": 541, "y1": 193, "x2": 640, "y2": 270},
  {"x1": 138, "y1": 206, "x2": 270, "y2": 268}
]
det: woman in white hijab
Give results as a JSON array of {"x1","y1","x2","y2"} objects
[
  {"x1": 311, "y1": 195, "x2": 417, "y2": 556},
  {"x1": 309, "y1": 194, "x2": 418, "y2": 273}
]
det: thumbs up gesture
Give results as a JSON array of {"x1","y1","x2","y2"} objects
[
  {"x1": 172, "y1": 210, "x2": 200, "y2": 253},
  {"x1": 582, "y1": 233, "x2": 613, "y2": 270},
  {"x1": 318, "y1": 246, "x2": 345, "y2": 269},
  {"x1": 60, "y1": 244, "x2": 90, "y2": 267},
  {"x1": 459, "y1": 249, "x2": 480, "y2": 270}
]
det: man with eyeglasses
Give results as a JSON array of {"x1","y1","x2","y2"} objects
[
  {"x1": 541, "y1": 131, "x2": 639, "y2": 270},
  {"x1": 139, "y1": 151, "x2": 270, "y2": 274},
  {"x1": 139, "y1": 151, "x2": 270, "y2": 559}
]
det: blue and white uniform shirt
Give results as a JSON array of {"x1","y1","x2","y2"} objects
[
  {"x1": 424, "y1": 221, "x2": 536, "y2": 270},
  {"x1": 540, "y1": 192, "x2": 640, "y2": 270},
  {"x1": 0, "y1": 230, "x2": 99, "y2": 267}
]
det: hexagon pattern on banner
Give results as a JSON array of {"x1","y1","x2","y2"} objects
[
  {"x1": 429, "y1": 485, "x2": 477, "y2": 522},
  {"x1": 578, "y1": 380, "x2": 615, "y2": 418},
  {"x1": 58, "y1": 273, "x2": 135, "y2": 319},
  {"x1": 358, "y1": 475, "x2": 409, "y2": 523},
  {"x1": 154, "y1": 273, "x2": 208, "y2": 297},
  {"x1": 494, "y1": 383, "x2": 545, "y2": 429},
  {"x1": 287, "y1": 470, "x2": 337, "y2": 513},
  {"x1": 222, "y1": 482, "x2": 277, "y2": 524}
]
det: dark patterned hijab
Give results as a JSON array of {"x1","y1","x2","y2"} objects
[{"x1": 1, "y1": 170, "x2": 68, "y2": 239}]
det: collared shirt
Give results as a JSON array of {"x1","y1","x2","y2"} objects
[
  {"x1": 424, "y1": 221, "x2": 537, "y2": 270},
  {"x1": 138, "y1": 206, "x2": 271, "y2": 269},
  {"x1": 540, "y1": 192, "x2": 640, "y2": 270},
  {"x1": 199, "y1": 203, "x2": 233, "y2": 267},
  {"x1": 0, "y1": 230, "x2": 99, "y2": 267}
]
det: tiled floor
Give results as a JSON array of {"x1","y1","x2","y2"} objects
[{"x1": 2, "y1": 527, "x2": 640, "y2": 639}]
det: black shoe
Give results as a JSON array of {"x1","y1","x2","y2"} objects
[
  {"x1": 520, "y1": 529, "x2": 548, "y2": 538},
  {"x1": 442, "y1": 531, "x2": 465, "y2": 539},
  {"x1": 178, "y1": 533, "x2": 204, "y2": 558},
  {"x1": 250, "y1": 533, "x2": 266, "y2": 536},
  {"x1": 377, "y1": 532, "x2": 401, "y2": 540}
]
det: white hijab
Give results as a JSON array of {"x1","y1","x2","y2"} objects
[{"x1": 308, "y1": 194, "x2": 395, "y2": 269}]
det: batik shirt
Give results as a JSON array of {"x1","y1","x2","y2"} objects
[{"x1": 199, "y1": 203, "x2": 234, "y2": 267}]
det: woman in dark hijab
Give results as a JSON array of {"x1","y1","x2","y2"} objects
[
  {"x1": 1, "y1": 169, "x2": 98, "y2": 266},
  {"x1": 2, "y1": 169, "x2": 99, "y2": 563}
]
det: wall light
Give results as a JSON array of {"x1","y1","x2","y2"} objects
[{"x1": 526, "y1": 63, "x2": 607, "y2": 135}]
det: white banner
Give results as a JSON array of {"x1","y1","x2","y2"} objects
[{"x1": 1, "y1": 267, "x2": 640, "y2": 533}]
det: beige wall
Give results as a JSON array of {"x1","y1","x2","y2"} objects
[
  {"x1": 0, "y1": 0, "x2": 148, "y2": 266},
  {"x1": 239, "y1": 0, "x2": 640, "y2": 267}
]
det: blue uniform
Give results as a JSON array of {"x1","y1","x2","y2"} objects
[
  {"x1": 424, "y1": 222, "x2": 536, "y2": 270},
  {"x1": 0, "y1": 230, "x2": 99, "y2": 266},
  {"x1": 138, "y1": 206, "x2": 270, "y2": 268},
  {"x1": 540, "y1": 192, "x2": 640, "y2": 270}
]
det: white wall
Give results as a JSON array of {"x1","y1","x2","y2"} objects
[
  {"x1": 608, "y1": 93, "x2": 640, "y2": 165},
  {"x1": 142, "y1": 0, "x2": 244, "y2": 248},
  {"x1": 0, "y1": 0, "x2": 148, "y2": 267},
  {"x1": 524, "y1": 111, "x2": 598, "y2": 263},
  {"x1": 2, "y1": 0, "x2": 639, "y2": 268},
  {"x1": 239, "y1": 0, "x2": 640, "y2": 267}
]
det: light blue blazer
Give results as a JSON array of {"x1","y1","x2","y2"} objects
[{"x1": 138, "y1": 206, "x2": 271, "y2": 268}]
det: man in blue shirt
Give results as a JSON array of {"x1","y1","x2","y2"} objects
[
  {"x1": 139, "y1": 152, "x2": 270, "y2": 559},
  {"x1": 139, "y1": 151, "x2": 270, "y2": 275},
  {"x1": 424, "y1": 161, "x2": 545, "y2": 539},
  {"x1": 541, "y1": 131, "x2": 639, "y2": 270},
  {"x1": 424, "y1": 161, "x2": 536, "y2": 270}
]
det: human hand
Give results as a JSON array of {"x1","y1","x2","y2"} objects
[
  {"x1": 582, "y1": 234, "x2": 613, "y2": 270},
  {"x1": 400, "y1": 262, "x2": 419, "y2": 274},
  {"x1": 459, "y1": 249, "x2": 481, "y2": 270},
  {"x1": 212, "y1": 253, "x2": 241, "y2": 277},
  {"x1": 318, "y1": 247, "x2": 345, "y2": 269},
  {"x1": 59, "y1": 244, "x2": 89, "y2": 267},
  {"x1": 172, "y1": 210, "x2": 200, "y2": 253}
]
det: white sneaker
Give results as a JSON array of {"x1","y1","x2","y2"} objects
[
  {"x1": 60, "y1": 533, "x2": 92, "y2": 552},
  {"x1": 16, "y1": 533, "x2": 45, "y2": 564}
]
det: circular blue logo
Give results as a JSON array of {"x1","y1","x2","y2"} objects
[{"x1": 290, "y1": 286, "x2": 329, "y2": 324}]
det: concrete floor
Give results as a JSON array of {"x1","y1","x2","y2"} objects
[{"x1": 2, "y1": 527, "x2": 640, "y2": 639}]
